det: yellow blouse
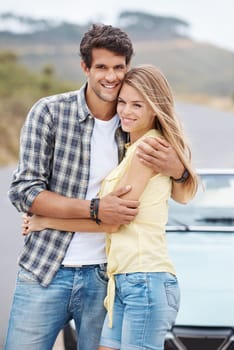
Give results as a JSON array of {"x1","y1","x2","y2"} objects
[{"x1": 100, "y1": 129, "x2": 176, "y2": 327}]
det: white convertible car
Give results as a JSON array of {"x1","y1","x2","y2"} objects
[
  {"x1": 165, "y1": 169, "x2": 234, "y2": 350},
  {"x1": 64, "y1": 169, "x2": 234, "y2": 350}
]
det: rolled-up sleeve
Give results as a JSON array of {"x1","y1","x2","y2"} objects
[{"x1": 8, "y1": 98, "x2": 55, "y2": 212}]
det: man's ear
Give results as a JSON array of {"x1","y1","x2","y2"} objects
[
  {"x1": 126, "y1": 63, "x2": 131, "y2": 72},
  {"x1": 80, "y1": 60, "x2": 89, "y2": 75}
]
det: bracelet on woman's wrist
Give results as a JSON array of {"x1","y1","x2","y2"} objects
[
  {"x1": 90, "y1": 198, "x2": 101, "y2": 225},
  {"x1": 171, "y1": 169, "x2": 189, "y2": 183}
]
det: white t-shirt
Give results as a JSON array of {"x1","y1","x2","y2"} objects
[{"x1": 62, "y1": 115, "x2": 119, "y2": 265}]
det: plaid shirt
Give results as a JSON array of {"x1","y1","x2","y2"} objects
[{"x1": 9, "y1": 84, "x2": 127, "y2": 287}]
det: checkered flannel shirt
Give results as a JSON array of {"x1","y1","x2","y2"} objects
[{"x1": 8, "y1": 84, "x2": 127, "y2": 287}]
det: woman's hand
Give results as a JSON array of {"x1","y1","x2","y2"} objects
[{"x1": 22, "y1": 213, "x2": 46, "y2": 235}]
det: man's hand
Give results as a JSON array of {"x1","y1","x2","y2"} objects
[
  {"x1": 136, "y1": 137, "x2": 184, "y2": 179},
  {"x1": 99, "y1": 186, "x2": 139, "y2": 225}
]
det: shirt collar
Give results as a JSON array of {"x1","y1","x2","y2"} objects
[
  {"x1": 77, "y1": 83, "x2": 124, "y2": 126},
  {"x1": 77, "y1": 83, "x2": 92, "y2": 122}
]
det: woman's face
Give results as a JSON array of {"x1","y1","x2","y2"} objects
[{"x1": 117, "y1": 83, "x2": 155, "y2": 143}]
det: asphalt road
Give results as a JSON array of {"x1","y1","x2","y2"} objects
[
  {"x1": 176, "y1": 103, "x2": 234, "y2": 169},
  {"x1": 0, "y1": 102, "x2": 233, "y2": 348}
]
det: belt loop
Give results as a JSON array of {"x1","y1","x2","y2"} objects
[{"x1": 100, "y1": 263, "x2": 107, "y2": 270}]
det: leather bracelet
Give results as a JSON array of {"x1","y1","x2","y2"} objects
[
  {"x1": 171, "y1": 169, "x2": 189, "y2": 183},
  {"x1": 90, "y1": 198, "x2": 101, "y2": 225}
]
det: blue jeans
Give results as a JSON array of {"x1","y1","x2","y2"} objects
[
  {"x1": 4, "y1": 264, "x2": 108, "y2": 350},
  {"x1": 99, "y1": 272, "x2": 180, "y2": 350}
]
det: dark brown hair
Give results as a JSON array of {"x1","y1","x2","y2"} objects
[{"x1": 80, "y1": 24, "x2": 134, "y2": 68}]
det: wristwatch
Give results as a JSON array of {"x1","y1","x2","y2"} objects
[{"x1": 171, "y1": 169, "x2": 189, "y2": 183}]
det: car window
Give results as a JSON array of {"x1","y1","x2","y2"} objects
[{"x1": 168, "y1": 173, "x2": 234, "y2": 227}]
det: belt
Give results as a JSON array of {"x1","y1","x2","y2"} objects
[{"x1": 62, "y1": 263, "x2": 107, "y2": 268}]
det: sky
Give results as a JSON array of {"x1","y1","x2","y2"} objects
[{"x1": 0, "y1": 0, "x2": 233, "y2": 52}]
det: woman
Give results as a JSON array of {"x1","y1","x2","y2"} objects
[{"x1": 23, "y1": 65, "x2": 198, "y2": 350}]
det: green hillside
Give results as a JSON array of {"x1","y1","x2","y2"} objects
[
  {"x1": 133, "y1": 40, "x2": 234, "y2": 96},
  {"x1": 0, "y1": 51, "x2": 77, "y2": 165},
  {"x1": 0, "y1": 11, "x2": 233, "y2": 98},
  {"x1": 0, "y1": 10, "x2": 233, "y2": 166}
]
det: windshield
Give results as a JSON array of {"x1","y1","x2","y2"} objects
[{"x1": 167, "y1": 172, "x2": 234, "y2": 227}]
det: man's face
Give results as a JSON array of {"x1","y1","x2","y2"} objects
[{"x1": 81, "y1": 48, "x2": 129, "y2": 103}]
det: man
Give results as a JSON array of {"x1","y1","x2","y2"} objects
[{"x1": 5, "y1": 24, "x2": 189, "y2": 350}]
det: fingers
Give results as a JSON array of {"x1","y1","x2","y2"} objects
[
  {"x1": 21, "y1": 213, "x2": 30, "y2": 235},
  {"x1": 110, "y1": 186, "x2": 140, "y2": 208},
  {"x1": 143, "y1": 136, "x2": 169, "y2": 149},
  {"x1": 136, "y1": 142, "x2": 160, "y2": 165},
  {"x1": 112, "y1": 185, "x2": 132, "y2": 197},
  {"x1": 112, "y1": 204, "x2": 139, "y2": 223},
  {"x1": 21, "y1": 223, "x2": 29, "y2": 236},
  {"x1": 137, "y1": 137, "x2": 170, "y2": 159},
  {"x1": 99, "y1": 193, "x2": 139, "y2": 224},
  {"x1": 136, "y1": 137, "x2": 171, "y2": 174},
  {"x1": 136, "y1": 136, "x2": 173, "y2": 162},
  {"x1": 22, "y1": 229, "x2": 28, "y2": 236},
  {"x1": 118, "y1": 215, "x2": 137, "y2": 224},
  {"x1": 135, "y1": 157, "x2": 156, "y2": 171}
]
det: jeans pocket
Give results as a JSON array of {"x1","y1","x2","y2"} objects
[
  {"x1": 125, "y1": 272, "x2": 147, "y2": 284},
  {"x1": 95, "y1": 265, "x2": 108, "y2": 284},
  {"x1": 17, "y1": 267, "x2": 38, "y2": 284},
  {"x1": 164, "y1": 277, "x2": 180, "y2": 311}
]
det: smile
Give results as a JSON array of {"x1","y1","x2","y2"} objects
[
  {"x1": 122, "y1": 117, "x2": 137, "y2": 123},
  {"x1": 101, "y1": 83, "x2": 119, "y2": 89}
]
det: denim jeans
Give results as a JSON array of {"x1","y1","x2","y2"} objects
[
  {"x1": 4, "y1": 264, "x2": 108, "y2": 350},
  {"x1": 99, "y1": 272, "x2": 180, "y2": 350}
]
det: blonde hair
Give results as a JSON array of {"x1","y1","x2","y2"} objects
[{"x1": 123, "y1": 64, "x2": 198, "y2": 198}]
